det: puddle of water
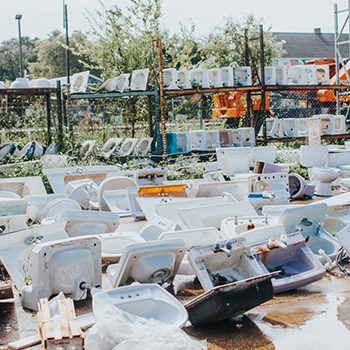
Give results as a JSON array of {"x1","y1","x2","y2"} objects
[
  {"x1": 255, "y1": 294, "x2": 350, "y2": 349},
  {"x1": 183, "y1": 315, "x2": 275, "y2": 350}
]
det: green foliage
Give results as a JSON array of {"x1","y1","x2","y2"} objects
[
  {"x1": 199, "y1": 14, "x2": 286, "y2": 70},
  {"x1": 28, "y1": 30, "x2": 101, "y2": 79},
  {"x1": 0, "y1": 37, "x2": 38, "y2": 81}
]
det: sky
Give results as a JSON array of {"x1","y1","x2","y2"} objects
[{"x1": 1, "y1": 0, "x2": 350, "y2": 43}]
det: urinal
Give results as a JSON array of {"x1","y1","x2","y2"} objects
[
  {"x1": 304, "y1": 65, "x2": 318, "y2": 85},
  {"x1": 190, "y1": 130, "x2": 207, "y2": 151},
  {"x1": 189, "y1": 68, "x2": 209, "y2": 89},
  {"x1": 221, "y1": 67, "x2": 234, "y2": 87},
  {"x1": 287, "y1": 66, "x2": 307, "y2": 85},
  {"x1": 10, "y1": 77, "x2": 30, "y2": 89},
  {"x1": 275, "y1": 65, "x2": 288, "y2": 85},
  {"x1": 334, "y1": 115, "x2": 346, "y2": 134},
  {"x1": 98, "y1": 176, "x2": 138, "y2": 212},
  {"x1": 106, "y1": 238, "x2": 186, "y2": 288},
  {"x1": 176, "y1": 132, "x2": 191, "y2": 153},
  {"x1": 56, "y1": 209, "x2": 120, "y2": 237},
  {"x1": 278, "y1": 202, "x2": 341, "y2": 263},
  {"x1": 258, "y1": 66, "x2": 276, "y2": 85},
  {"x1": 258, "y1": 118, "x2": 280, "y2": 138},
  {"x1": 279, "y1": 118, "x2": 299, "y2": 137},
  {"x1": 178, "y1": 201, "x2": 257, "y2": 230},
  {"x1": 234, "y1": 67, "x2": 252, "y2": 86},
  {"x1": 20, "y1": 141, "x2": 44, "y2": 160},
  {"x1": 93, "y1": 283, "x2": 188, "y2": 328},
  {"x1": 186, "y1": 237, "x2": 275, "y2": 326},
  {"x1": 316, "y1": 65, "x2": 330, "y2": 85},
  {"x1": 135, "y1": 137, "x2": 153, "y2": 155},
  {"x1": 206, "y1": 130, "x2": 220, "y2": 150},
  {"x1": 297, "y1": 118, "x2": 311, "y2": 137},
  {"x1": 21, "y1": 235, "x2": 101, "y2": 311},
  {"x1": 163, "y1": 68, "x2": 179, "y2": 90},
  {"x1": 97, "y1": 231, "x2": 145, "y2": 263},
  {"x1": 81, "y1": 140, "x2": 96, "y2": 157},
  {"x1": 313, "y1": 114, "x2": 335, "y2": 135},
  {"x1": 177, "y1": 68, "x2": 192, "y2": 89},
  {"x1": 101, "y1": 138, "x2": 123, "y2": 159},
  {"x1": 119, "y1": 138, "x2": 138, "y2": 156},
  {"x1": 208, "y1": 68, "x2": 223, "y2": 88},
  {"x1": 0, "y1": 142, "x2": 18, "y2": 159},
  {"x1": 0, "y1": 221, "x2": 69, "y2": 293},
  {"x1": 130, "y1": 68, "x2": 149, "y2": 91},
  {"x1": 31, "y1": 77, "x2": 52, "y2": 88},
  {"x1": 134, "y1": 167, "x2": 168, "y2": 187},
  {"x1": 218, "y1": 129, "x2": 234, "y2": 147},
  {"x1": 251, "y1": 146, "x2": 277, "y2": 167}
]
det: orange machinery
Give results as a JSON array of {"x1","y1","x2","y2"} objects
[{"x1": 212, "y1": 91, "x2": 270, "y2": 119}]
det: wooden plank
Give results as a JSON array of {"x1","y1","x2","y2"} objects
[
  {"x1": 63, "y1": 172, "x2": 106, "y2": 184},
  {"x1": 0, "y1": 284, "x2": 14, "y2": 300},
  {"x1": 39, "y1": 299, "x2": 54, "y2": 339},
  {"x1": 57, "y1": 298, "x2": 70, "y2": 339},
  {"x1": 66, "y1": 298, "x2": 81, "y2": 337}
]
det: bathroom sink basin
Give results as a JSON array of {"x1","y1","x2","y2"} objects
[{"x1": 93, "y1": 284, "x2": 188, "y2": 328}]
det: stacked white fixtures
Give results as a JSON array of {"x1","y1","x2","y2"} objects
[
  {"x1": 189, "y1": 69, "x2": 209, "y2": 89},
  {"x1": 287, "y1": 66, "x2": 307, "y2": 85},
  {"x1": 305, "y1": 65, "x2": 318, "y2": 85},
  {"x1": 221, "y1": 67, "x2": 234, "y2": 87},
  {"x1": 258, "y1": 66, "x2": 276, "y2": 85},
  {"x1": 163, "y1": 68, "x2": 179, "y2": 90},
  {"x1": 177, "y1": 68, "x2": 192, "y2": 89},
  {"x1": 235, "y1": 67, "x2": 252, "y2": 86},
  {"x1": 130, "y1": 68, "x2": 149, "y2": 91},
  {"x1": 275, "y1": 66, "x2": 288, "y2": 85},
  {"x1": 208, "y1": 68, "x2": 223, "y2": 88}
]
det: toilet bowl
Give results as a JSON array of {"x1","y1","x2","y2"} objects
[
  {"x1": 208, "y1": 68, "x2": 223, "y2": 88},
  {"x1": 119, "y1": 138, "x2": 138, "y2": 155},
  {"x1": 288, "y1": 173, "x2": 308, "y2": 199},
  {"x1": 305, "y1": 65, "x2": 318, "y2": 85},
  {"x1": 258, "y1": 66, "x2": 276, "y2": 85},
  {"x1": 287, "y1": 66, "x2": 307, "y2": 85},
  {"x1": 163, "y1": 68, "x2": 179, "y2": 90},
  {"x1": 102, "y1": 138, "x2": 123, "y2": 159},
  {"x1": 20, "y1": 141, "x2": 44, "y2": 160},
  {"x1": 81, "y1": 140, "x2": 96, "y2": 157},
  {"x1": 135, "y1": 137, "x2": 153, "y2": 155},
  {"x1": 130, "y1": 68, "x2": 149, "y2": 91},
  {"x1": 10, "y1": 77, "x2": 30, "y2": 89},
  {"x1": 31, "y1": 77, "x2": 52, "y2": 88},
  {"x1": 190, "y1": 130, "x2": 207, "y2": 151},
  {"x1": 189, "y1": 69, "x2": 209, "y2": 88},
  {"x1": 220, "y1": 67, "x2": 234, "y2": 87},
  {"x1": 235, "y1": 67, "x2": 252, "y2": 86},
  {"x1": 300, "y1": 145, "x2": 340, "y2": 197},
  {"x1": 177, "y1": 68, "x2": 192, "y2": 89},
  {"x1": 275, "y1": 66, "x2": 288, "y2": 85}
]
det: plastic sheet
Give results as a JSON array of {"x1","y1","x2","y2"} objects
[{"x1": 85, "y1": 298, "x2": 206, "y2": 350}]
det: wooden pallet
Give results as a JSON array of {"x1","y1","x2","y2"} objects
[{"x1": 37, "y1": 297, "x2": 84, "y2": 350}]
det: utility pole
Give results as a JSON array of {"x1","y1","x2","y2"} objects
[
  {"x1": 15, "y1": 14, "x2": 23, "y2": 78},
  {"x1": 63, "y1": 0, "x2": 70, "y2": 84}
]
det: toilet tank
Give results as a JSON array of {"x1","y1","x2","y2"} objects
[{"x1": 300, "y1": 146, "x2": 328, "y2": 167}]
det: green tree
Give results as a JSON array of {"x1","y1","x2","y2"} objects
[
  {"x1": 0, "y1": 37, "x2": 38, "y2": 81},
  {"x1": 200, "y1": 14, "x2": 286, "y2": 70},
  {"x1": 28, "y1": 30, "x2": 100, "y2": 79}
]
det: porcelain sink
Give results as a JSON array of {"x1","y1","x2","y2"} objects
[
  {"x1": 107, "y1": 238, "x2": 186, "y2": 288},
  {"x1": 93, "y1": 283, "x2": 188, "y2": 328}
]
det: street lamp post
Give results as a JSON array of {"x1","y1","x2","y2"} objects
[{"x1": 15, "y1": 14, "x2": 23, "y2": 78}]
